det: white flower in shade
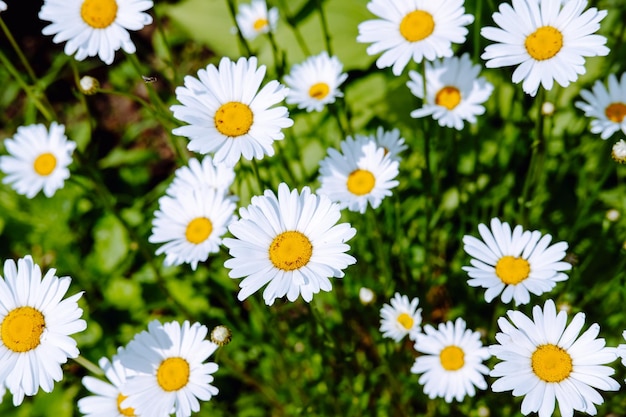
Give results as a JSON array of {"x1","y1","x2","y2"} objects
[
  {"x1": 379, "y1": 292, "x2": 422, "y2": 342},
  {"x1": 0, "y1": 255, "x2": 86, "y2": 406},
  {"x1": 617, "y1": 330, "x2": 626, "y2": 372},
  {"x1": 357, "y1": 0, "x2": 474, "y2": 76},
  {"x1": 407, "y1": 53, "x2": 493, "y2": 130},
  {"x1": 149, "y1": 186, "x2": 237, "y2": 270},
  {"x1": 284, "y1": 51, "x2": 348, "y2": 113},
  {"x1": 490, "y1": 299, "x2": 620, "y2": 417},
  {"x1": 462, "y1": 218, "x2": 571, "y2": 305},
  {"x1": 39, "y1": 0, "x2": 154, "y2": 65},
  {"x1": 0, "y1": 122, "x2": 75, "y2": 198},
  {"x1": 119, "y1": 320, "x2": 219, "y2": 417},
  {"x1": 481, "y1": 0, "x2": 609, "y2": 97},
  {"x1": 576, "y1": 73, "x2": 626, "y2": 140},
  {"x1": 165, "y1": 156, "x2": 236, "y2": 198},
  {"x1": 0, "y1": 1, "x2": 7, "y2": 12},
  {"x1": 223, "y1": 183, "x2": 357, "y2": 306},
  {"x1": 235, "y1": 0, "x2": 278, "y2": 41},
  {"x1": 368, "y1": 127, "x2": 407, "y2": 162},
  {"x1": 359, "y1": 287, "x2": 375, "y2": 305},
  {"x1": 612, "y1": 139, "x2": 626, "y2": 164},
  {"x1": 171, "y1": 56, "x2": 294, "y2": 167},
  {"x1": 318, "y1": 137, "x2": 399, "y2": 213},
  {"x1": 411, "y1": 318, "x2": 490, "y2": 402}
]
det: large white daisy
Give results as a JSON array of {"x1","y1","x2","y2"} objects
[
  {"x1": 490, "y1": 299, "x2": 620, "y2": 417},
  {"x1": 223, "y1": 182, "x2": 357, "y2": 306},
  {"x1": 171, "y1": 56, "x2": 294, "y2": 167},
  {"x1": 481, "y1": 0, "x2": 610, "y2": 97},
  {"x1": 379, "y1": 292, "x2": 422, "y2": 342},
  {"x1": 575, "y1": 73, "x2": 626, "y2": 140},
  {"x1": 39, "y1": 0, "x2": 154, "y2": 65},
  {"x1": 235, "y1": 0, "x2": 278, "y2": 41},
  {"x1": 0, "y1": 255, "x2": 86, "y2": 406},
  {"x1": 357, "y1": 0, "x2": 474, "y2": 76},
  {"x1": 462, "y1": 217, "x2": 571, "y2": 305},
  {"x1": 165, "y1": 156, "x2": 235, "y2": 198}
]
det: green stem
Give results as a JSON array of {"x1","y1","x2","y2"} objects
[
  {"x1": 277, "y1": 0, "x2": 312, "y2": 56},
  {"x1": 74, "y1": 355, "x2": 104, "y2": 376},
  {"x1": 315, "y1": 0, "x2": 333, "y2": 55},
  {"x1": 420, "y1": 60, "x2": 432, "y2": 247},
  {"x1": 266, "y1": 30, "x2": 284, "y2": 77},
  {"x1": 250, "y1": 158, "x2": 266, "y2": 193},
  {"x1": 0, "y1": 16, "x2": 39, "y2": 83},
  {"x1": 225, "y1": 0, "x2": 253, "y2": 56}
]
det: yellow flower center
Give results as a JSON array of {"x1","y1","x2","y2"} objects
[
  {"x1": 33, "y1": 152, "x2": 57, "y2": 176},
  {"x1": 605, "y1": 102, "x2": 626, "y2": 123},
  {"x1": 269, "y1": 231, "x2": 313, "y2": 271},
  {"x1": 531, "y1": 344, "x2": 573, "y2": 383},
  {"x1": 1, "y1": 306, "x2": 46, "y2": 353},
  {"x1": 309, "y1": 82, "x2": 330, "y2": 100},
  {"x1": 396, "y1": 313, "x2": 414, "y2": 330},
  {"x1": 495, "y1": 256, "x2": 530, "y2": 285},
  {"x1": 399, "y1": 10, "x2": 435, "y2": 42},
  {"x1": 80, "y1": 0, "x2": 118, "y2": 29},
  {"x1": 185, "y1": 217, "x2": 213, "y2": 244},
  {"x1": 253, "y1": 18, "x2": 269, "y2": 31},
  {"x1": 156, "y1": 357, "x2": 190, "y2": 392},
  {"x1": 435, "y1": 86, "x2": 462, "y2": 110},
  {"x1": 524, "y1": 26, "x2": 563, "y2": 61},
  {"x1": 116, "y1": 393, "x2": 135, "y2": 417},
  {"x1": 439, "y1": 345, "x2": 465, "y2": 371},
  {"x1": 214, "y1": 101, "x2": 254, "y2": 137},
  {"x1": 347, "y1": 169, "x2": 376, "y2": 196}
]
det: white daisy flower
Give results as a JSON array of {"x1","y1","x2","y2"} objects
[
  {"x1": 171, "y1": 56, "x2": 294, "y2": 167},
  {"x1": 318, "y1": 137, "x2": 399, "y2": 213},
  {"x1": 235, "y1": 0, "x2": 278, "y2": 41},
  {"x1": 411, "y1": 318, "x2": 490, "y2": 402},
  {"x1": 165, "y1": 156, "x2": 236, "y2": 198},
  {"x1": 612, "y1": 139, "x2": 626, "y2": 164},
  {"x1": 284, "y1": 51, "x2": 348, "y2": 113},
  {"x1": 407, "y1": 53, "x2": 493, "y2": 130},
  {"x1": 0, "y1": 1, "x2": 7, "y2": 12},
  {"x1": 379, "y1": 292, "x2": 422, "y2": 342},
  {"x1": 616, "y1": 330, "x2": 626, "y2": 371},
  {"x1": 39, "y1": 0, "x2": 154, "y2": 65},
  {"x1": 0, "y1": 255, "x2": 86, "y2": 406},
  {"x1": 490, "y1": 299, "x2": 620, "y2": 417},
  {"x1": 462, "y1": 218, "x2": 571, "y2": 305},
  {"x1": 119, "y1": 320, "x2": 219, "y2": 417},
  {"x1": 0, "y1": 122, "x2": 75, "y2": 198},
  {"x1": 223, "y1": 182, "x2": 357, "y2": 306},
  {"x1": 368, "y1": 127, "x2": 407, "y2": 162},
  {"x1": 481, "y1": 0, "x2": 610, "y2": 97},
  {"x1": 576, "y1": 73, "x2": 626, "y2": 140},
  {"x1": 357, "y1": 0, "x2": 474, "y2": 76}
]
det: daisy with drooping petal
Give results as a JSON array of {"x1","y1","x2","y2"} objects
[
  {"x1": 368, "y1": 127, "x2": 407, "y2": 162},
  {"x1": 411, "y1": 318, "x2": 490, "y2": 402},
  {"x1": 357, "y1": 0, "x2": 474, "y2": 76},
  {"x1": 612, "y1": 139, "x2": 626, "y2": 164},
  {"x1": 407, "y1": 53, "x2": 493, "y2": 130},
  {"x1": 0, "y1": 122, "x2": 75, "y2": 198},
  {"x1": 462, "y1": 218, "x2": 571, "y2": 305},
  {"x1": 119, "y1": 320, "x2": 219, "y2": 417},
  {"x1": 576, "y1": 73, "x2": 626, "y2": 140},
  {"x1": 0, "y1": 255, "x2": 86, "y2": 406},
  {"x1": 284, "y1": 51, "x2": 348, "y2": 113},
  {"x1": 235, "y1": 0, "x2": 278, "y2": 41},
  {"x1": 379, "y1": 292, "x2": 422, "y2": 342},
  {"x1": 490, "y1": 299, "x2": 620, "y2": 417},
  {"x1": 39, "y1": 0, "x2": 154, "y2": 65},
  {"x1": 171, "y1": 56, "x2": 294, "y2": 167},
  {"x1": 223, "y1": 183, "x2": 357, "y2": 306},
  {"x1": 165, "y1": 156, "x2": 236, "y2": 198},
  {"x1": 481, "y1": 0, "x2": 609, "y2": 97}
]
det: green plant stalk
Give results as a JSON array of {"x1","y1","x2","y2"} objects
[
  {"x1": 0, "y1": 16, "x2": 39, "y2": 84},
  {"x1": 276, "y1": 0, "x2": 312, "y2": 56},
  {"x1": 250, "y1": 158, "x2": 266, "y2": 194},
  {"x1": 152, "y1": 4, "x2": 178, "y2": 84},
  {"x1": 225, "y1": 0, "x2": 253, "y2": 57},
  {"x1": 266, "y1": 30, "x2": 285, "y2": 77},
  {"x1": 420, "y1": 60, "x2": 433, "y2": 250},
  {"x1": 74, "y1": 355, "x2": 104, "y2": 377},
  {"x1": 315, "y1": 0, "x2": 333, "y2": 56}
]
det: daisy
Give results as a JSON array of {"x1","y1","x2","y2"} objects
[
  {"x1": 462, "y1": 218, "x2": 571, "y2": 305},
  {"x1": 235, "y1": 0, "x2": 278, "y2": 41},
  {"x1": 379, "y1": 292, "x2": 422, "y2": 342},
  {"x1": 490, "y1": 299, "x2": 620, "y2": 417},
  {"x1": 223, "y1": 182, "x2": 357, "y2": 306},
  {"x1": 39, "y1": 0, "x2": 154, "y2": 65},
  {"x1": 0, "y1": 1, "x2": 7, "y2": 12},
  {"x1": 171, "y1": 56, "x2": 294, "y2": 167},
  {"x1": 0, "y1": 255, "x2": 86, "y2": 406},
  {"x1": 411, "y1": 318, "x2": 490, "y2": 402},
  {"x1": 576, "y1": 73, "x2": 626, "y2": 140},
  {"x1": 357, "y1": 0, "x2": 474, "y2": 76},
  {"x1": 368, "y1": 127, "x2": 407, "y2": 162},
  {"x1": 165, "y1": 156, "x2": 236, "y2": 198},
  {"x1": 407, "y1": 53, "x2": 493, "y2": 130},
  {"x1": 612, "y1": 139, "x2": 626, "y2": 164},
  {"x1": 481, "y1": 0, "x2": 610, "y2": 97},
  {"x1": 119, "y1": 320, "x2": 219, "y2": 417},
  {"x1": 0, "y1": 122, "x2": 75, "y2": 198},
  {"x1": 318, "y1": 137, "x2": 399, "y2": 213},
  {"x1": 283, "y1": 51, "x2": 348, "y2": 113}
]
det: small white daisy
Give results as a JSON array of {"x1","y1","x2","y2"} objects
[
  {"x1": 576, "y1": 73, "x2": 626, "y2": 140},
  {"x1": 379, "y1": 292, "x2": 422, "y2": 342},
  {"x1": 0, "y1": 122, "x2": 75, "y2": 198},
  {"x1": 119, "y1": 320, "x2": 219, "y2": 417},
  {"x1": 490, "y1": 299, "x2": 620, "y2": 417},
  {"x1": 481, "y1": 0, "x2": 610, "y2": 96},
  {"x1": 318, "y1": 137, "x2": 399, "y2": 214},
  {"x1": 165, "y1": 156, "x2": 236, "y2": 198},
  {"x1": 617, "y1": 330, "x2": 626, "y2": 372},
  {"x1": 368, "y1": 127, "x2": 407, "y2": 162},
  {"x1": 407, "y1": 53, "x2": 493, "y2": 130},
  {"x1": 171, "y1": 56, "x2": 294, "y2": 167},
  {"x1": 411, "y1": 318, "x2": 490, "y2": 402},
  {"x1": 0, "y1": 1, "x2": 7, "y2": 12},
  {"x1": 612, "y1": 139, "x2": 626, "y2": 163},
  {"x1": 223, "y1": 182, "x2": 357, "y2": 306},
  {"x1": 462, "y1": 218, "x2": 571, "y2": 305},
  {"x1": 284, "y1": 51, "x2": 348, "y2": 113},
  {"x1": 39, "y1": 0, "x2": 154, "y2": 65},
  {"x1": 357, "y1": 0, "x2": 474, "y2": 76},
  {"x1": 0, "y1": 255, "x2": 86, "y2": 406},
  {"x1": 235, "y1": 0, "x2": 278, "y2": 41}
]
